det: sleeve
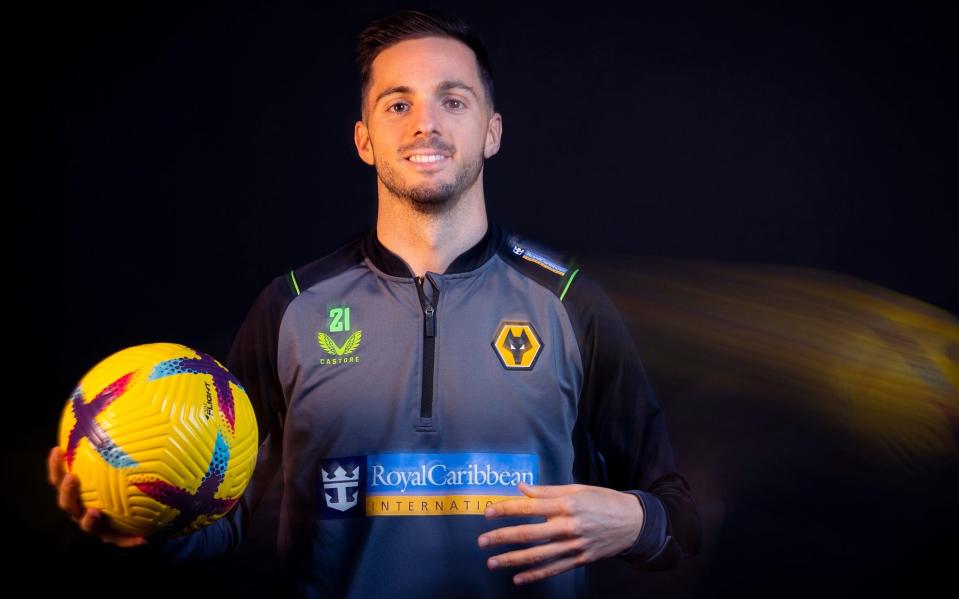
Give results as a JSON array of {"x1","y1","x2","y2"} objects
[
  {"x1": 135, "y1": 274, "x2": 291, "y2": 563},
  {"x1": 564, "y1": 272, "x2": 702, "y2": 571}
]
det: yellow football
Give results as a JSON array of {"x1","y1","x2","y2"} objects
[{"x1": 57, "y1": 342, "x2": 258, "y2": 538}]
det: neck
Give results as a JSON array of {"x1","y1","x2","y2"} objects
[{"x1": 375, "y1": 179, "x2": 489, "y2": 277}]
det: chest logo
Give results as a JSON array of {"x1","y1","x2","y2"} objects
[
  {"x1": 319, "y1": 457, "x2": 364, "y2": 517},
  {"x1": 317, "y1": 305, "x2": 362, "y2": 365},
  {"x1": 492, "y1": 321, "x2": 543, "y2": 370},
  {"x1": 318, "y1": 452, "x2": 539, "y2": 519}
]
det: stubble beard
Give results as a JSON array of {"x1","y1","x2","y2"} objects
[{"x1": 377, "y1": 153, "x2": 484, "y2": 215}]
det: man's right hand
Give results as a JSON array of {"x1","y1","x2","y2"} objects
[{"x1": 47, "y1": 446, "x2": 150, "y2": 548}]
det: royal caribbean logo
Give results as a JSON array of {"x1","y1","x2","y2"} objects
[
  {"x1": 491, "y1": 320, "x2": 543, "y2": 370},
  {"x1": 509, "y1": 241, "x2": 568, "y2": 276},
  {"x1": 319, "y1": 456, "x2": 364, "y2": 517},
  {"x1": 317, "y1": 452, "x2": 539, "y2": 519},
  {"x1": 316, "y1": 304, "x2": 362, "y2": 365}
]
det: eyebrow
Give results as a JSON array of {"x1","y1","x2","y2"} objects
[{"x1": 374, "y1": 79, "x2": 479, "y2": 106}]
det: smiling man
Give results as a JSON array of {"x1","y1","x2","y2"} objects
[
  {"x1": 354, "y1": 32, "x2": 500, "y2": 276},
  {"x1": 47, "y1": 8, "x2": 701, "y2": 598},
  {"x1": 358, "y1": 36, "x2": 491, "y2": 216}
]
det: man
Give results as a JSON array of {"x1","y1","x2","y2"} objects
[{"x1": 48, "y1": 9, "x2": 701, "y2": 597}]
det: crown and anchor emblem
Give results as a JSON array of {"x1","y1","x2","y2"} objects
[{"x1": 322, "y1": 462, "x2": 360, "y2": 512}]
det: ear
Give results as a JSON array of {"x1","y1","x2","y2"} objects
[
  {"x1": 354, "y1": 119, "x2": 375, "y2": 166},
  {"x1": 483, "y1": 111, "x2": 503, "y2": 159}
]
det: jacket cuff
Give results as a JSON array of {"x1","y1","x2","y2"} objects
[{"x1": 617, "y1": 490, "x2": 668, "y2": 565}]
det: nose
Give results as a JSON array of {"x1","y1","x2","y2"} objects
[{"x1": 410, "y1": 100, "x2": 441, "y2": 138}]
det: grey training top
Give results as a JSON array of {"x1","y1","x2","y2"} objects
[{"x1": 148, "y1": 218, "x2": 702, "y2": 597}]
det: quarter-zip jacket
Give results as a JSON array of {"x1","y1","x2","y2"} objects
[{"x1": 148, "y1": 218, "x2": 702, "y2": 597}]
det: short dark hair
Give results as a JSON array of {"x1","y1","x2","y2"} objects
[{"x1": 355, "y1": 9, "x2": 496, "y2": 121}]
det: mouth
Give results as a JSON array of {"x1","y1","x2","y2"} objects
[{"x1": 404, "y1": 153, "x2": 451, "y2": 170}]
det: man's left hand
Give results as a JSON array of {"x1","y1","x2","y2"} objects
[{"x1": 478, "y1": 482, "x2": 644, "y2": 586}]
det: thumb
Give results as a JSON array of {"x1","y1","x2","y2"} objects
[{"x1": 517, "y1": 482, "x2": 575, "y2": 498}]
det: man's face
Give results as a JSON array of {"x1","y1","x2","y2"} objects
[{"x1": 354, "y1": 36, "x2": 502, "y2": 214}]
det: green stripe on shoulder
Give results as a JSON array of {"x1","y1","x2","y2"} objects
[
  {"x1": 559, "y1": 267, "x2": 580, "y2": 301},
  {"x1": 288, "y1": 268, "x2": 301, "y2": 296}
]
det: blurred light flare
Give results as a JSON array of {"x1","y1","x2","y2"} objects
[{"x1": 583, "y1": 255, "x2": 959, "y2": 472}]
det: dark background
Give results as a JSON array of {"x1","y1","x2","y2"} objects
[{"x1": 14, "y1": 1, "x2": 957, "y2": 597}]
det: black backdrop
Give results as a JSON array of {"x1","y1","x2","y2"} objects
[{"x1": 15, "y1": 1, "x2": 957, "y2": 597}]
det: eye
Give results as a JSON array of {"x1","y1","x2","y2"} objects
[
  {"x1": 387, "y1": 101, "x2": 409, "y2": 114},
  {"x1": 445, "y1": 98, "x2": 466, "y2": 110}
]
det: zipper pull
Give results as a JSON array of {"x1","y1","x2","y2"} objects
[
  {"x1": 424, "y1": 304, "x2": 435, "y2": 337},
  {"x1": 415, "y1": 275, "x2": 436, "y2": 337}
]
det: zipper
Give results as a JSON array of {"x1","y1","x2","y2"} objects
[{"x1": 414, "y1": 274, "x2": 439, "y2": 429}]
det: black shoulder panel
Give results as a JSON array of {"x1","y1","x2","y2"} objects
[
  {"x1": 287, "y1": 237, "x2": 365, "y2": 296},
  {"x1": 498, "y1": 230, "x2": 581, "y2": 300}
]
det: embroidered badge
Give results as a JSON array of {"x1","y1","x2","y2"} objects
[{"x1": 491, "y1": 320, "x2": 543, "y2": 370}]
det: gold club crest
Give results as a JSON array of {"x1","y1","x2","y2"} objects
[{"x1": 492, "y1": 321, "x2": 543, "y2": 370}]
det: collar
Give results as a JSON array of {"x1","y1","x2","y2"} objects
[{"x1": 362, "y1": 217, "x2": 504, "y2": 278}]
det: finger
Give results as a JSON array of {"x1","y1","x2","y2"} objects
[
  {"x1": 97, "y1": 514, "x2": 149, "y2": 548},
  {"x1": 513, "y1": 551, "x2": 586, "y2": 586},
  {"x1": 78, "y1": 507, "x2": 102, "y2": 534},
  {"x1": 517, "y1": 482, "x2": 581, "y2": 498},
  {"x1": 101, "y1": 532, "x2": 149, "y2": 549},
  {"x1": 58, "y1": 472, "x2": 84, "y2": 519},
  {"x1": 479, "y1": 521, "x2": 566, "y2": 548},
  {"x1": 487, "y1": 537, "x2": 582, "y2": 572},
  {"x1": 48, "y1": 447, "x2": 65, "y2": 487},
  {"x1": 81, "y1": 509, "x2": 149, "y2": 548},
  {"x1": 486, "y1": 496, "x2": 569, "y2": 519}
]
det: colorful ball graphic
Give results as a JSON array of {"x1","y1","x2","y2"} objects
[{"x1": 57, "y1": 342, "x2": 259, "y2": 538}]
